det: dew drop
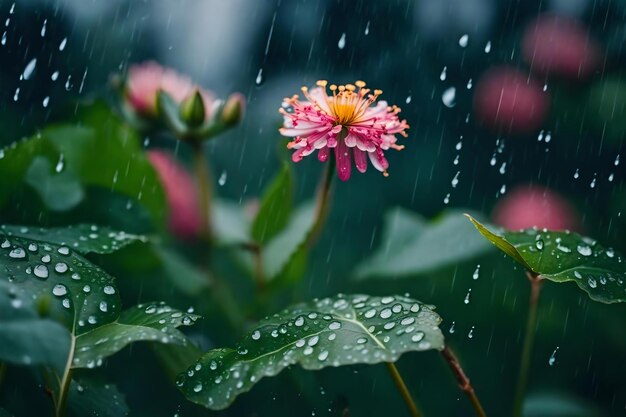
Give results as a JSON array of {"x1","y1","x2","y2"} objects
[
  {"x1": 458, "y1": 34, "x2": 469, "y2": 47},
  {"x1": 337, "y1": 33, "x2": 346, "y2": 49},
  {"x1": 442, "y1": 87, "x2": 456, "y2": 108},
  {"x1": 52, "y1": 284, "x2": 67, "y2": 297}
]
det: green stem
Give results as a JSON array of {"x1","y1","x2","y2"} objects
[
  {"x1": 191, "y1": 141, "x2": 214, "y2": 241},
  {"x1": 305, "y1": 157, "x2": 335, "y2": 249},
  {"x1": 55, "y1": 335, "x2": 75, "y2": 417},
  {"x1": 386, "y1": 362, "x2": 422, "y2": 417},
  {"x1": 441, "y1": 346, "x2": 487, "y2": 417},
  {"x1": 512, "y1": 271, "x2": 543, "y2": 417},
  {"x1": 0, "y1": 361, "x2": 6, "y2": 388}
]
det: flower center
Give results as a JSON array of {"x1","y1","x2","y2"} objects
[{"x1": 305, "y1": 80, "x2": 382, "y2": 127}]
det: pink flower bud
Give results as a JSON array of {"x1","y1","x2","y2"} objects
[
  {"x1": 126, "y1": 61, "x2": 216, "y2": 119},
  {"x1": 147, "y1": 149, "x2": 204, "y2": 239},
  {"x1": 474, "y1": 66, "x2": 550, "y2": 134},
  {"x1": 522, "y1": 14, "x2": 601, "y2": 79},
  {"x1": 492, "y1": 185, "x2": 579, "y2": 231}
]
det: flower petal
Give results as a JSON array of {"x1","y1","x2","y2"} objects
[
  {"x1": 334, "y1": 140, "x2": 352, "y2": 181},
  {"x1": 354, "y1": 148, "x2": 368, "y2": 173}
]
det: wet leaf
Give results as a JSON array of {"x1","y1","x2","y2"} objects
[
  {"x1": 67, "y1": 378, "x2": 129, "y2": 417},
  {"x1": 24, "y1": 156, "x2": 85, "y2": 211},
  {"x1": 176, "y1": 294, "x2": 443, "y2": 410},
  {"x1": 466, "y1": 215, "x2": 626, "y2": 304},
  {"x1": 263, "y1": 202, "x2": 315, "y2": 282},
  {"x1": 0, "y1": 104, "x2": 166, "y2": 226},
  {"x1": 72, "y1": 302, "x2": 200, "y2": 368},
  {"x1": 251, "y1": 163, "x2": 294, "y2": 244},
  {"x1": 212, "y1": 199, "x2": 251, "y2": 246},
  {"x1": 0, "y1": 231, "x2": 121, "y2": 334},
  {"x1": 0, "y1": 224, "x2": 146, "y2": 255},
  {"x1": 0, "y1": 281, "x2": 71, "y2": 374},
  {"x1": 356, "y1": 209, "x2": 494, "y2": 280}
]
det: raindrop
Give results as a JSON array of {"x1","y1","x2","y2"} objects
[
  {"x1": 54, "y1": 262, "x2": 68, "y2": 273},
  {"x1": 608, "y1": 173, "x2": 614, "y2": 182},
  {"x1": 590, "y1": 174, "x2": 596, "y2": 189},
  {"x1": 442, "y1": 87, "x2": 456, "y2": 108},
  {"x1": 22, "y1": 58, "x2": 37, "y2": 80},
  {"x1": 40, "y1": 19, "x2": 47, "y2": 37},
  {"x1": 405, "y1": 95, "x2": 412, "y2": 104},
  {"x1": 59, "y1": 37, "x2": 67, "y2": 51},
  {"x1": 577, "y1": 245, "x2": 592, "y2": 257},
  {"x1": 535, "y1": 239, "x2": 544, "y2": 250},
  {"x1": 57, "y1": 246, "x2": 70, "y2": 255},
  {"x1": 34, "y1": 265, "x2": 49, "y2": 279},
  {"x1": 587, "y1": 277, "x2": 597, "y2": 288},
  {"x1": 467, "y1": 326, "x2": 475, "y2": 339},
  {"x1": 51, "y1": 71, "x2": 59, "y2": 81},
  {"x1": 251, "y1": 330, "x2": 261, "y2": 340},
  {"x1": 9, "y1": 248, "x2": 26, "y2": 259},
  {"x1": 99, "y1": 301, "x2": 108, "y2": 312},
  {"x1": 43, "y1": 96, "x2": 50, "y2": 107},
  {"x1": 573, "y1": 169, "x2": 580, "y2": 179},
  {"x1": 255, "y1": 68, "x2": 263, "y2": 85},
  {"x1": 464, "y1": 289, "x2": 472, "y2": 305},
  {"x1": 1, "y1": 32, "x2": 6, "y2": 45},
  {"x1": 548, "y1": 347, "x2": 559, "y2": 366},
  {"x1": 499, "y1": 162, "x2": 507, "y2": 175},
  {"x1": 545, "y1": 132, "x2": 552, "y2": 143},
  {"x1": 52, "y1": 284, "x2": 67, "y2": 297},
  {"x1": 103, "y1": 285, "x2": 116, "y2": 295},
  {"x1": 13, "y1": 87, "x2": 20, "y2": 102},
  {"x1": 484, "y1": 41, "x2": 491, "y2": 53},
  {"x1": 337, "y1": 33, "x2": 346, "y2": 49},
  {"x1": 451, "y1": 171, "x2": 460, "y2": 188},
  {"x1": 466, "y1": 78, "x2": 472, "y2": 89},
  {"x1": 472, "y1": 265, "x2": 480, "y2": 280},
  {"x1": 439, "y1": 66, "x2": 447, "y2": 81},
  {"x1": 218, "y1": 171, "x2": 227, "y2": 186},
  {"x1": 65, "y1": 75, "x2": 73, "y2": 91},
  {"x1": 443, "y1": 193, "x2": 450, "y2": 204},
  {"x1": 449, "y1": 321, "x2": 456, "y2": 333},
  {"x1": 615, "y1": 154, "x2": 620, "y2": 166},
  {"x1": 364, "y1": 21, "x2": 370, "y2": 35},
  {"x1": 458, "y1": 34, "x2": 469, "y2": 47},
  {"x1": 55, "y1": 154, "x2": 65, "y2": 173}
]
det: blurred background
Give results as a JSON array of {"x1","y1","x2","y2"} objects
[{"x1": 0, "y1": 0, "x2": 625, "y2": 416}]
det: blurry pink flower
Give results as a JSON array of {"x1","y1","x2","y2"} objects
[
  {"x1": 126, "y1": 61, "x2": 215, "y2": 118},
  {"x1": 474, "y1": 66, "x2": 550, "y2": 134},
  {"x1": 279, "y1": 80, "x2": 409, "y2": 181},
  {"x1": 492, "y1": 185, "x2": 579, "y2": 231},
  {"x1": 147, "y1": 149, "x2": 204, "y2": 239},
  {"x1": 522, "y1": 14, "x2": 601, "y2": 79}
]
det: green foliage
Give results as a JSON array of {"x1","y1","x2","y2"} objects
[
  {"x1": 251, "y1": 163, "x2": 294, "y2": 244},
  {"x1": 176, "y1": 294, "x2": 443, "y2": 410},
  {"x1": 356, "y1": 209, "x2": 494, "y2": 279},
  {"x1": 67, "y1": 378, "x2": 129, "y2": 417},
  {"x1": 466, "y1": 215, "x2": 626, "y2": 303},
  {"x1": 0, "y1": 104, "x2": 166, "y2": 226},
  {"x1": 73, "y1": 302, "x2": 199, "y2": 368}
]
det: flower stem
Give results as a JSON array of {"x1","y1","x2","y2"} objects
[
  {"x1": 512, "y1": 271, "x2": 543, "y2": 417},
  {"x1": 306, "y1": 157, "x2": 335, "y2": 249},
  {"x1": 441, "y1": 346, "x2": 487, "y2": 417},
  {"x1": 385, "y1": 362, "x2": 422, "y2": 417},
  {"x1": 191, "y1": 141, "x2": 213, "y2": 241},
  {"x1": 55, "y1": 335, "x2": 75, "y2": 417}
]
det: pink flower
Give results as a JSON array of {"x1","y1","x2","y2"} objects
[
  {"x1": 492, "y1": 185, "x2": 579, "y2": 231},
  {"x1": 147, "y1": 150, "x2": 204, "y2": 239},
  {"x1": 474, "y1": 66, "x2": 550, "y2": 135},
  {"x1": 279, "y1": 80, "x2": 409, "y2": 181},
  {"x1": 126, "y1": 61, "x2": 215, "y2": 118},
  {"x1": 522, "y1": 14, "x2": 601, "y2": 79}
]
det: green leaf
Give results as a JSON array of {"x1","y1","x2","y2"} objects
[
  {"x1": 263, "y1": 202, "x2": 315, "y2": 282},
  {"x1": 0, "y1": 232, "x2": 121, "y2": 333},
  {"x1": 0, "y1": 224, "x2": 146, "y2": 255},
  {"x1": 523, "y1": 392, "x2": 605, "y2": 417},
  {"x1": 176, "y1": 294, "x2": 444, "y2": 410},
  {"x1": 212, "y1": 199, "x2": 252, "y2": 246},
  {"x1": 157, "y1": 90, "x2": 187, "y2": 135},
  {"x1": 24, "y1": 156, "x2": 85, "y2": 211},
  {"x1": 67, "y1": 378, "x2": 129, "y2": 417},
  {"x1": 72, "y1": 302, "x2": 199, "y2": 368},
  {"x1": 251, "y1": 163, "x2": 294, "y2": 244},
  {"x1": 0, "y1": 104, "x2": 166, "y2": 225},
  {"x1": 153, "y1": 246, "x2": 210, "y2": 296},
  {"x1": 466, "y1": 215, "x2": 626, "y2": 304},
  {"x1": 0, "y1": 281, "x2": 71, "y2": 373},
  {"x1": 356, "y1": 209, "x2": 494, "y2": 280}
]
